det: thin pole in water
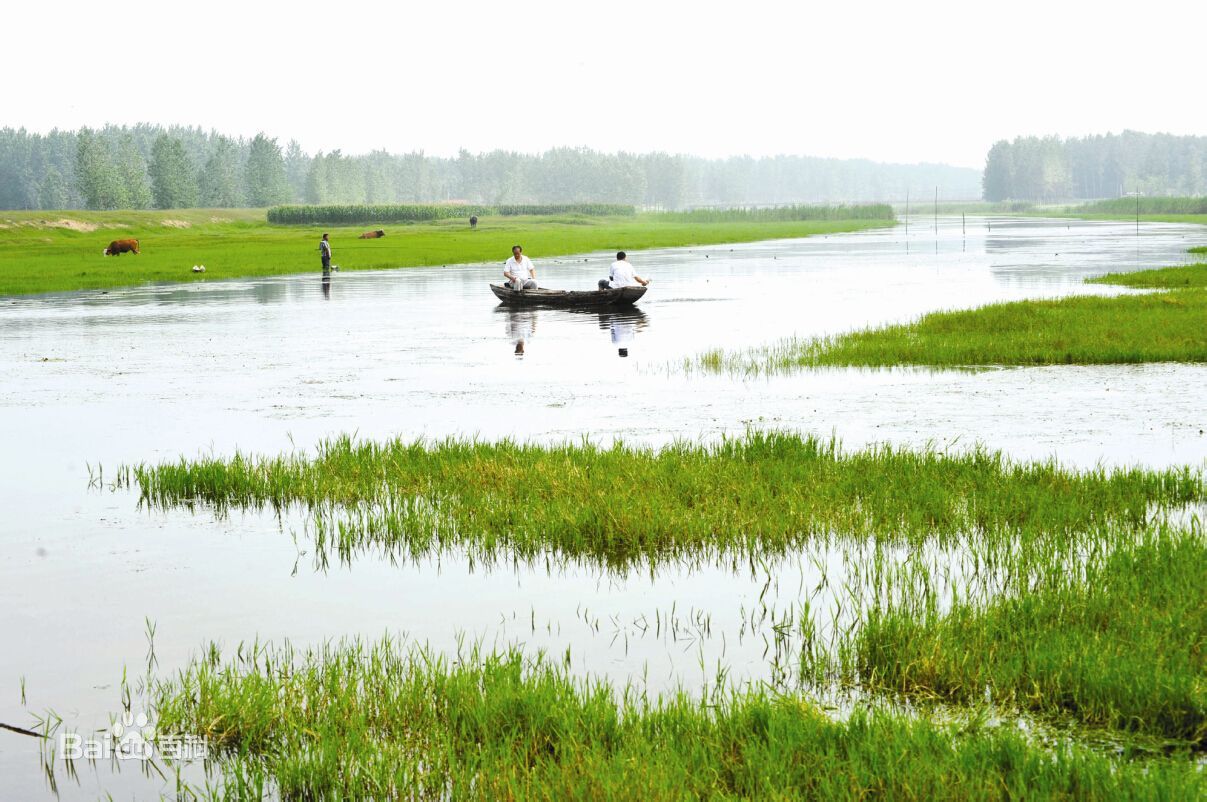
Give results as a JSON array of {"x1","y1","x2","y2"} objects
[{"x1": 934, "y1": 187, "x2": 938, "y2": 235}]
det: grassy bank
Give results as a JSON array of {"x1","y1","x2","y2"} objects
[
  {"x1": 147, "y1": 637, "x2": 1205, "y2": 800},
  {"x1": 851, "y1": 532, "x2": 1206, "y2": 747},
  {"x1": 117, "y1": 432, "x2": 1204, "y2": 567},
  {"x1": 0, "y1": 208, "x2": 892, "y2": 296},
  {"x1": 694, "y1": 262, "x2": 1207, "y2": 372}
]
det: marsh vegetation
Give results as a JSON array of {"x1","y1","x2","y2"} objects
[{"x1": 694, "y1": 261, "x2": 1207, "y2": 372}]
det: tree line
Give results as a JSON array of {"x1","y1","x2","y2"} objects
[
  {"x1": 0, "y1": 125, "x2": 980, "y2": 211},
  {"x1": 982, "y1": 131, "x2": 1207, "y2": 202}
]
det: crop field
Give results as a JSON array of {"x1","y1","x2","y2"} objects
[{"x1": 0, "y1": 207, "x2": 893, "y2": 296}]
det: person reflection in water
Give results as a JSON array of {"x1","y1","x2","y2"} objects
[
  {"x1": 612, "y1": 316, "x2": 635, "y2": 357},
  {"x1": 507, "y1": 308, "x2": 537, "y2": 357},
  {"x1": 321, "y1": 274, "x2": 331, "y2": 300},
  {"x1": 595, "y1": 308, "x2": 647, "y2": 358}
]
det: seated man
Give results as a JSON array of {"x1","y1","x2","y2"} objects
[
  {"x1": 503, "y1": 244, "x2": 538, "y2": 289},
  {"x1": 599, "y1": 251, "x2": 650, "y2": 290}
]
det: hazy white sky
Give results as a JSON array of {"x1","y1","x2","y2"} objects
[{"x1": 6, "y1": 0, "x2": 1203, "y2": 167}]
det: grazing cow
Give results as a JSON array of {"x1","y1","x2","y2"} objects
[
  {"x1": 358, "y1": 229, "x2": 386, "y2": 239},
  {"x1": 103, "y1": 238, "x2": 140, "y2": 256},
  {"x1": 469, "y1": 215, "x2": 478, "y2": 229}
]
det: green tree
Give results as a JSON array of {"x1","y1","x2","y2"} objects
[
  {"x1": 283, "y1": 139, "x2": 309, "y2": 203},
  {"x1": 198, "y1": 136, "x2": 244, "y2": 207},
  {"x1": 982, "y1": 140, "x2": 1013, "y2": 201},
  {"x1": 149, "y1": 134, "x2": 199, "y2": 208},
  {"x1": 305, "y1": 151, "x2": 331, "y2": 204},
  {"x1": 38, "y1": 166, "x2": 72, "y2": 209},
  {"x1": 244, "y1": 133, "x2": 290, "y2": 206},
  {"x1": 75, "y1": 128, "x2": 126, "y2": 209},
  {"x1": 115, "y1": 135, "x2": 152, "y2": 209}
]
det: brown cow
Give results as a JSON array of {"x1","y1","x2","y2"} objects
[
  {"x1": 103, "y1": 238, "x2": 140, "y2": 256},
  {"x1": 358, "y1": 229, "x2": 385, "y2": 239}
]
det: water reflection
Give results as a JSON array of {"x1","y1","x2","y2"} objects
[
  {"x1": 504, "y1": 307, "x2": 537, "y2": 356},
  {"x1": 589, "y1": 307, "x2": 649, "y2": 358},
  {"x1": 498, "y1": 305, "x2": 650, "y2": 358}
]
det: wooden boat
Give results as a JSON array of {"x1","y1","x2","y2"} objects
[{"x1": 490, "y1": 283, "x2": 647, "y2": 307}]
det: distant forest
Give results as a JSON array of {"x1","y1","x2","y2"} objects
[
  {"x1": 983, "y1": 131, "x2": 1207, "y2": 202},
  {"x1": 0, "y1": 125, "x2": 980, "y2": 211}
]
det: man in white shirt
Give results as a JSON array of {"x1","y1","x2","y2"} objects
[
  {"x1": 600, "y1": 251, "x2": 650, "y2": 290},
  {"x1": 503, "y1": 245, "x2": 537, "y2": 290}
]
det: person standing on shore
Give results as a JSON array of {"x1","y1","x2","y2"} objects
[{"x1": 319, "y1": 233, "x2": 332, "y2": 275}]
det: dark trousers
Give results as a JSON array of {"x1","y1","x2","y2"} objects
[{"x1": 322, "y1": 256, "x2": 331, "y2": 275}]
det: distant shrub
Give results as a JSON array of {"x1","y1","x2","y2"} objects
[
  {"x1": 658, "y1": 204, "x2": 895, "y2": 223},
  {"x1": 267, "y1": 204, "x2": 635, "y2": 225},
  {"x1": 268, "y1": 205, "x2": 492, "y2": 225}
]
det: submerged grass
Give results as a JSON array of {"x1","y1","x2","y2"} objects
[
  {"x1": 0, "y1": 208, "x2": 892, "y2": 296},
  {"x1": 118, "y1": 432, "x2": 1204, "y2": 567},
  {"x1": 693, "y1": 263, "x2": 1207, "y2": 372},
  {"x1": 850, "y1": 531, "x2": 1206, "y2": 747},
  {"x1": 150, "y1": 637, "x2": 1206, "y2": 800}
]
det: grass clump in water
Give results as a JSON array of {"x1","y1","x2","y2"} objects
[
  {"x1": 693, "y1": 263, "x2": 1207, "y2": 371},
  {"x1": 150, "y1": 637, "x2": 1206, "y2": 800},
  {"x1": 850, "y1": 531, "x2": 1207, "y2": 747},
  {"x1": 1089, "y1": 262, "x2": 1207, "y2": 289},
  {"x1": 119, "y1": 433, "x2": 1205, "y2": 567}
]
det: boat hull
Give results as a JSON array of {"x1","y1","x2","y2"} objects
[{"x1": 490, "y1": 283, "x2": 647, "y2": 307}]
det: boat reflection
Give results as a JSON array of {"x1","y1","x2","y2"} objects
[
  {"x1": 497, "y1": 306, "x2": 649, "y2": 358},
  {"x1": 584, "y1": 307, "x2": 649, "y2": 357}
]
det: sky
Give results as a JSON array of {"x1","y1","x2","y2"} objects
[{"x1": 5, "y1": 0, "x2": 1204, "y2": 168}]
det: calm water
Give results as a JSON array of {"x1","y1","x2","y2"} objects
[{"x1": 1, "y1": 217, "x2": 1205, "y2": 799}]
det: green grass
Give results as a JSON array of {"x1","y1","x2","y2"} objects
[
  {"x1": 1089, "y1": 263, "x2": 1207, "y2": 289},
  {"x1": 0, "y1": 208, "x2": 893, "y2": 296},
  {"x1": 695, "y1": 264, "x2": 1207, "y2": 372},
  {"x1": 148, "y1": 637, "x2": 1206, "y2": 800},
  {"x1": 116, "y1": 432, "x2": 1204, "y2": 567},
  {"x1": 1074, "y1": 197, "x2": 1207, "y2": 216},
  {"x1": 851, "y1": 532, "x2": 1206, "y2": 747}
]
